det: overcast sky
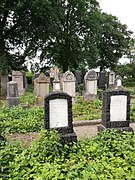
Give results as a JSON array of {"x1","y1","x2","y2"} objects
[
  {"x1": 99, "y1": 0, "x2": 135, "y2": 64},
  {"x1": 99, "y1": 0, "x2": 135, "y2": 36}
]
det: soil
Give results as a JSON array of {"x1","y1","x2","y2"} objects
[{"x1": 8, "y1": 123, "x2": 135, "y2": 147}]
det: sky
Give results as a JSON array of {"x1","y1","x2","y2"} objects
[
  {"x1": 99, "y1": 0, "x2": 135, "y2": 35},
  {"x1": 99, "y1": 0, "x2": 135, "y2": 64}
]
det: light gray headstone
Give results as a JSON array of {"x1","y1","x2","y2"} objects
[
  {"x1": 6, "y1": 81, "x2": 20, "y2": 108},
  {"x1": 63, "y1": 71, "x2": 76, "y2": 102},
  {"x1": 84, "y1": 70, "x2": 97, "y2": 100},
  {"x1": 12, "y1": 71, "x2": 24, "y2": 96}
]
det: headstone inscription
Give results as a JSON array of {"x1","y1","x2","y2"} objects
[
  {"x1": 109, "y1": 71, "x2": 115, "y2": 88},
  {"x1": 12, "y1": 71, "x2": 24, "y2": 96},
  {"x1": 97, "y1": 71, "x2": 106, "y2": 90},
  {"x1": 98, "y1": 89, "x2": 133, "y2": 133},
  {"x1": 84, "y1": 70, "x2": 97, "y2": 100},
  {"x1": 44, "y1": 91, "x2": 77, "y2": 144},
  {"x1": 63, "y1": 71, "x2": 76, "y2": 103},
  {"x1": 6, "y1": 81, "x2": 20, "y2": 108}
]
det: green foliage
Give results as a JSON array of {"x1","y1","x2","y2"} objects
[
  {"x1": 1, "y1": 130, "x2": 135, "y2": 179},
  {"x1": 73, "y1": 96, "x2": 102, "y2": 121},
  {"x1": 20, "y1": 88, "x2": 35, "y2": 106},
  {"x1": 0, "y1": 106, "x2": 44, "y2": 134}
]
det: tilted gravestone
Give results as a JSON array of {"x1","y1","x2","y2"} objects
[
  {"x1": 97, "y1": 71, "x2": 106, "y2": 90},
  {"x1": 44, "y1": 91, "x2": 77, "y2": 144},
  {"x1": 98, "y1": 89, "x2": 133, "y2": 133},
  {"x1": 84, "y1": 70, "x2": 98, "y2": 100},
  {"x1": 63, "y1": 71, "x2": 76, "y2": 103},
  {"x1": 6, "y1": 81, "x2": 20, "y2": 108}
]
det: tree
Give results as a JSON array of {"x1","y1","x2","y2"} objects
[
  {"x1": 30, "y1": 0, "x2": 102, "y2": 72},
  {"x1": 0, "y1": 0, "x2": 51, "y2": 74},
  {"x1": 97, "y1": 13, "x2": 133, "y2": 72}
]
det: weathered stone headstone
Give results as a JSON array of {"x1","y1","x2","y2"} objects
[
  {"x1": 115, "y1": 75, "x2": 122, "y2": 88},
  {"x1": 1, "y1": 74, "x2": 9, "y2": 96},
  {"x1": 97, "y1": 71, "x2": 106, "y2": 90},
  {"x1": 98, "y1": 89, "x2": 133, "y2": 133},
  {"x1": 84, "y1": 70, "x2": 97, "y2": 100},
  {"x1": 63, "y1": 71, "x2": 76, "y2": 103},
  {"x1": 6, "y1": 81, "x2": 20, "y2": 108},
  {"x1": 35, "y1": 74, "x2": 50, "y2": 105},
  {"x1": 109, "y1": 71, "x2": 115, "y2": 88},
  {"x1": 12, "y1": 71, "x2": 24, "y2": 96},
  {"x1": 53, "y1": 66, "x2": 60, "y2": 91},
  {"x1": 44, "y1": 91, "x2": 77, "y2": 144}
]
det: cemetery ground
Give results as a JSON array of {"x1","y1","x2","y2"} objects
[{"x1": 1, "y1": 85, "x2": 135, "y2": 179}]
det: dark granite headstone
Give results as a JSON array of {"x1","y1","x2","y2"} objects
[
  {"x1": 98, "y1": 72, "x2": 106, "y2": 90},
  {"x1": 98, "y1": 89, "x2": 133, "y2": 133},
  {"x1": 44, "y1": 91, "x2": 77, "y2": 144}
]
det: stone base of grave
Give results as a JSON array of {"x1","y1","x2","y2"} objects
[
  {"x1": 35, "y1": 96, "x2": 44, "y2": 106},
  {"x1": 98, "y1": 125, "x2": 134, "y2": 134},
  {"x1": 6, "y1": 97, "x2": 20, "y2": 108},
  {"x1": 83, "y1": 92, "x2": 97, "y2": 101},
  {"x1": 60, "y1": 132, "x2": 77, "y2": 145}
]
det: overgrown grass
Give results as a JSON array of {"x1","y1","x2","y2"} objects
[
  {"x1": 1, "y1": 130, "x2": 135, "y2": 179},
  {"x1": 73, "y1": 96, "x2": 102, "y2": 121}
]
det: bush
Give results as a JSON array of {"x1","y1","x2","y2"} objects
[
  {"x1": 0, "y1": 106, "x2": 44, "y2": 134},
  {"x1": 73, "y1": 96, "x2": 102, "y2": 121},
  {"x1": 1, "y1": 130, "x2": 135, "y2": 179}
]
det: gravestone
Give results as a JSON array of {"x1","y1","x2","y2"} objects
[
  {"x1": 22, "y1": 71, "x2": 27, "y2": 92},
  {"x1": 1, "y1": 74, "x2": 9, "y2": 96},
  {"x1": 115, "y1": 75, "x2": 122, "y2": 88},
  {"x1": 97, "y1": 71, "x2": 106, "y2": 90},
  {"x1": 63, "y1": 71, "x2": 76, "y2": 103},
  {"x1": 53, "y1": 66, "x2": 61, "y2": 91},
  {"x1": 84, "y1": 70, "x2": 98, "y2": 100},
  {"x1": 12, "y1": 71, "x2": 24, "y2": 96},
  {"x1": 6, "y1": 81, "x2": 20, "y2": 108},
  {"x1": 98, "y1": 89, "x2": 133, "y2": 133},
  {"x1": 44, "y1": 91, "x2": 77, "y2": 144},
  {"x1": 109, "y1": 71, "x2": 115, "y2": 88},
  {"x1": 35, "y1": 74, "x2": 50, "y2": 105}
]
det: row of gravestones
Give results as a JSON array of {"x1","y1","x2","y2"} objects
[
  {"x1": 34, "y1": 69, "x2": 123, "y2": 106},
  {"x1": 4, "y1": 70, "x2": 133, "y2": 144}
]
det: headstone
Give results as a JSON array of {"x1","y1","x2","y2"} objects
[
  {"x1": 109, "y1": 71, "x2": 115, "y2": 88},
  {"x1": 22, "y1": 71, "x2": 27, "y2": 92},
  {"x1": 53, "y1": 66, "x2": 60, "y2": 91},
  {"x1": 1, "y1": 74, "x2": 9, "y2": 96},
  {"x1": 74, "y1": 70, "x2": 83, "y2": 92},
  {"x1": 98, "y1": 89, "x2": 133, "y2": 133},
  {"x1": 50, "y1": 67, "x2": 54, "y2": 85},
  {"x1": 63, "y1": 71, "x2": 76, "y2": 103},
  {"x1": 12, "y1": 71, "x2": 24, "y2": 96},
  {"x1": 35, "y1": 74, "x2": 50, "y2": 105},
  {"x1": 44, "y1": 91, "x2": 77, "y2": 144},
  {"x1": 84, "y1": 70, "x2": 98, "y2": 100},
  {"x1": 6, "y1": 81, "x2": 20, "y2": 108},
  {"x1": 115, "y1": 75, "x2": 122, "y2": 88},
  {"x1": 98, "y1": 71, "x2": 106, "y2": 90}
]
